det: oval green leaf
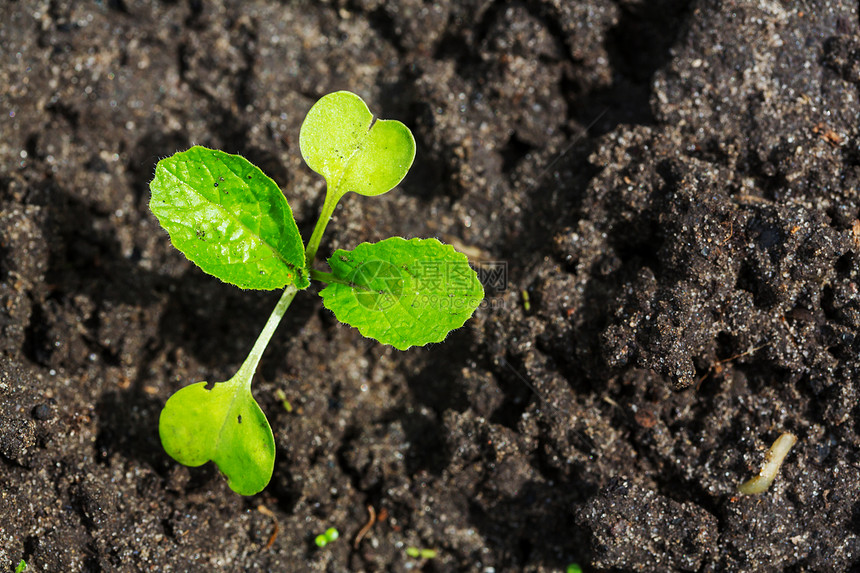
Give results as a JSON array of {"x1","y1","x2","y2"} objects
[
  {"x1": 299, "y1": 91, "x2": 416, "y2": 199},
  {"x1": 318, "y1": 237, "x2": 484, "y2": 350},
  {"x1": 159, "y1": 379, "x2": 275, "y2": 496},
  {"x1": 150, "y1": 146, "x2": 309, "y2": 290}
]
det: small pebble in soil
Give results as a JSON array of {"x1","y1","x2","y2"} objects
[{"x1": 32, "y1": 403, "x2": 53, "y2": 421}]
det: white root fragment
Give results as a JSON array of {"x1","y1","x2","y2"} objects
[{"x1": 738, "y1": 432, "x2": 798, "y2": 495}]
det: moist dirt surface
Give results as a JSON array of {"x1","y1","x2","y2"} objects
[{"x1": 2, "y1": 1, "x2": 860, "y2": 571}]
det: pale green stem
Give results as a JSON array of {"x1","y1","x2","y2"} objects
[
  {"x1": 232, "y1": 187, "x2": 343, "y2": 388},
  {"x1": 304, "y1": 189, "x2": 343, "y2": 266},
  {"x1": 233, "y1": 284, "x2": 299, "y2": 389},
  {"x1": 309, "y1": 269, "x2": 350, "y2": 286}
]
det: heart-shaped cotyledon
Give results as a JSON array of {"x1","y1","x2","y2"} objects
[
  {"x1": 159, "y1": 377, "x2": 275, "y2": 496},
  {"x1": 299, "y1": 90, "x2": 416, "y2": 200}
]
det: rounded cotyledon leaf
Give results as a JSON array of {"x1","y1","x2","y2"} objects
[
  {"x1": 318, "y1": 237, "x2": 484, "y2": 350},
  {"x1": 299, "y1": 91, "x2": 415, "y2": 199},
  {"x1": 149, "y1": 146, "x2": 309, "y2": 290},
  {"x1": 159, "y1": 379, "x2": 275, "y2": 496}
]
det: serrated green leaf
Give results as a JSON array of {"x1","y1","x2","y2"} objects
[
  {"x1": 299, "y1": 91, "x2": 415, "y2": 199},
  {"x1": 159, "y1": 378, "x2": 275, "y2": 496},
  {"x1": 149, "y1": 146, "x2": 308, "y2": 290},
  {"x1": 319, "y1": 237, "x2": 484, "y2": 350}
]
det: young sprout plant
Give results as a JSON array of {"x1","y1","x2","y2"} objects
[
  {"x1": 406, "y1": 547, "x2": 438, "y2": 559},
  {"x1": 738, "y1": 432, "x2": 797, "y2": 495},
  {"x1": 149, "y1": 92, "x2": 484, "y2": 495},
  {"x1": 314, "y1": 527, "x2": 340, "y2": 548}
]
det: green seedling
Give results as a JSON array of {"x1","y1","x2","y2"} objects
[
  {"x1": 566, "y1": 564, "x2": 583, "y2": 573},
  {"x1": 738, "y1": 431, "x2": 797, "y2": 495},
  {"x1": 406, "y1": 547, "x2": 437, "y2": 559},
  {"x1": 274, "y1": 388, "x2": 293, "y2": 413},
  {"x1": 150, "y1": 91, "x2": 484, "y2": 495},
  {"x1": 314, "y1": 527, "x2": 340, "y2": 548},
  {"x1": 15, "y1": 560, "x2": 27, "y2": 573}
]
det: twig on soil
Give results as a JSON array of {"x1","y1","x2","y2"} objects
[
  {"x1": 257, "y1": 505, "x2": 280, "y2": 549},
  {"x1": 719, "y1": 219, "x2": 734, "y2": 245},
  {"x1": 354, "y1": 504, "x2": 376, "y2": 549},
  {"x1": 695, "y1": 342, "x2": 770, "y2": 390}
]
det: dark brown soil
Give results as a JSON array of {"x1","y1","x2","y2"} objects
[{"x1": 3, "y1": 0, "x2": 860, "y2": 571}]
